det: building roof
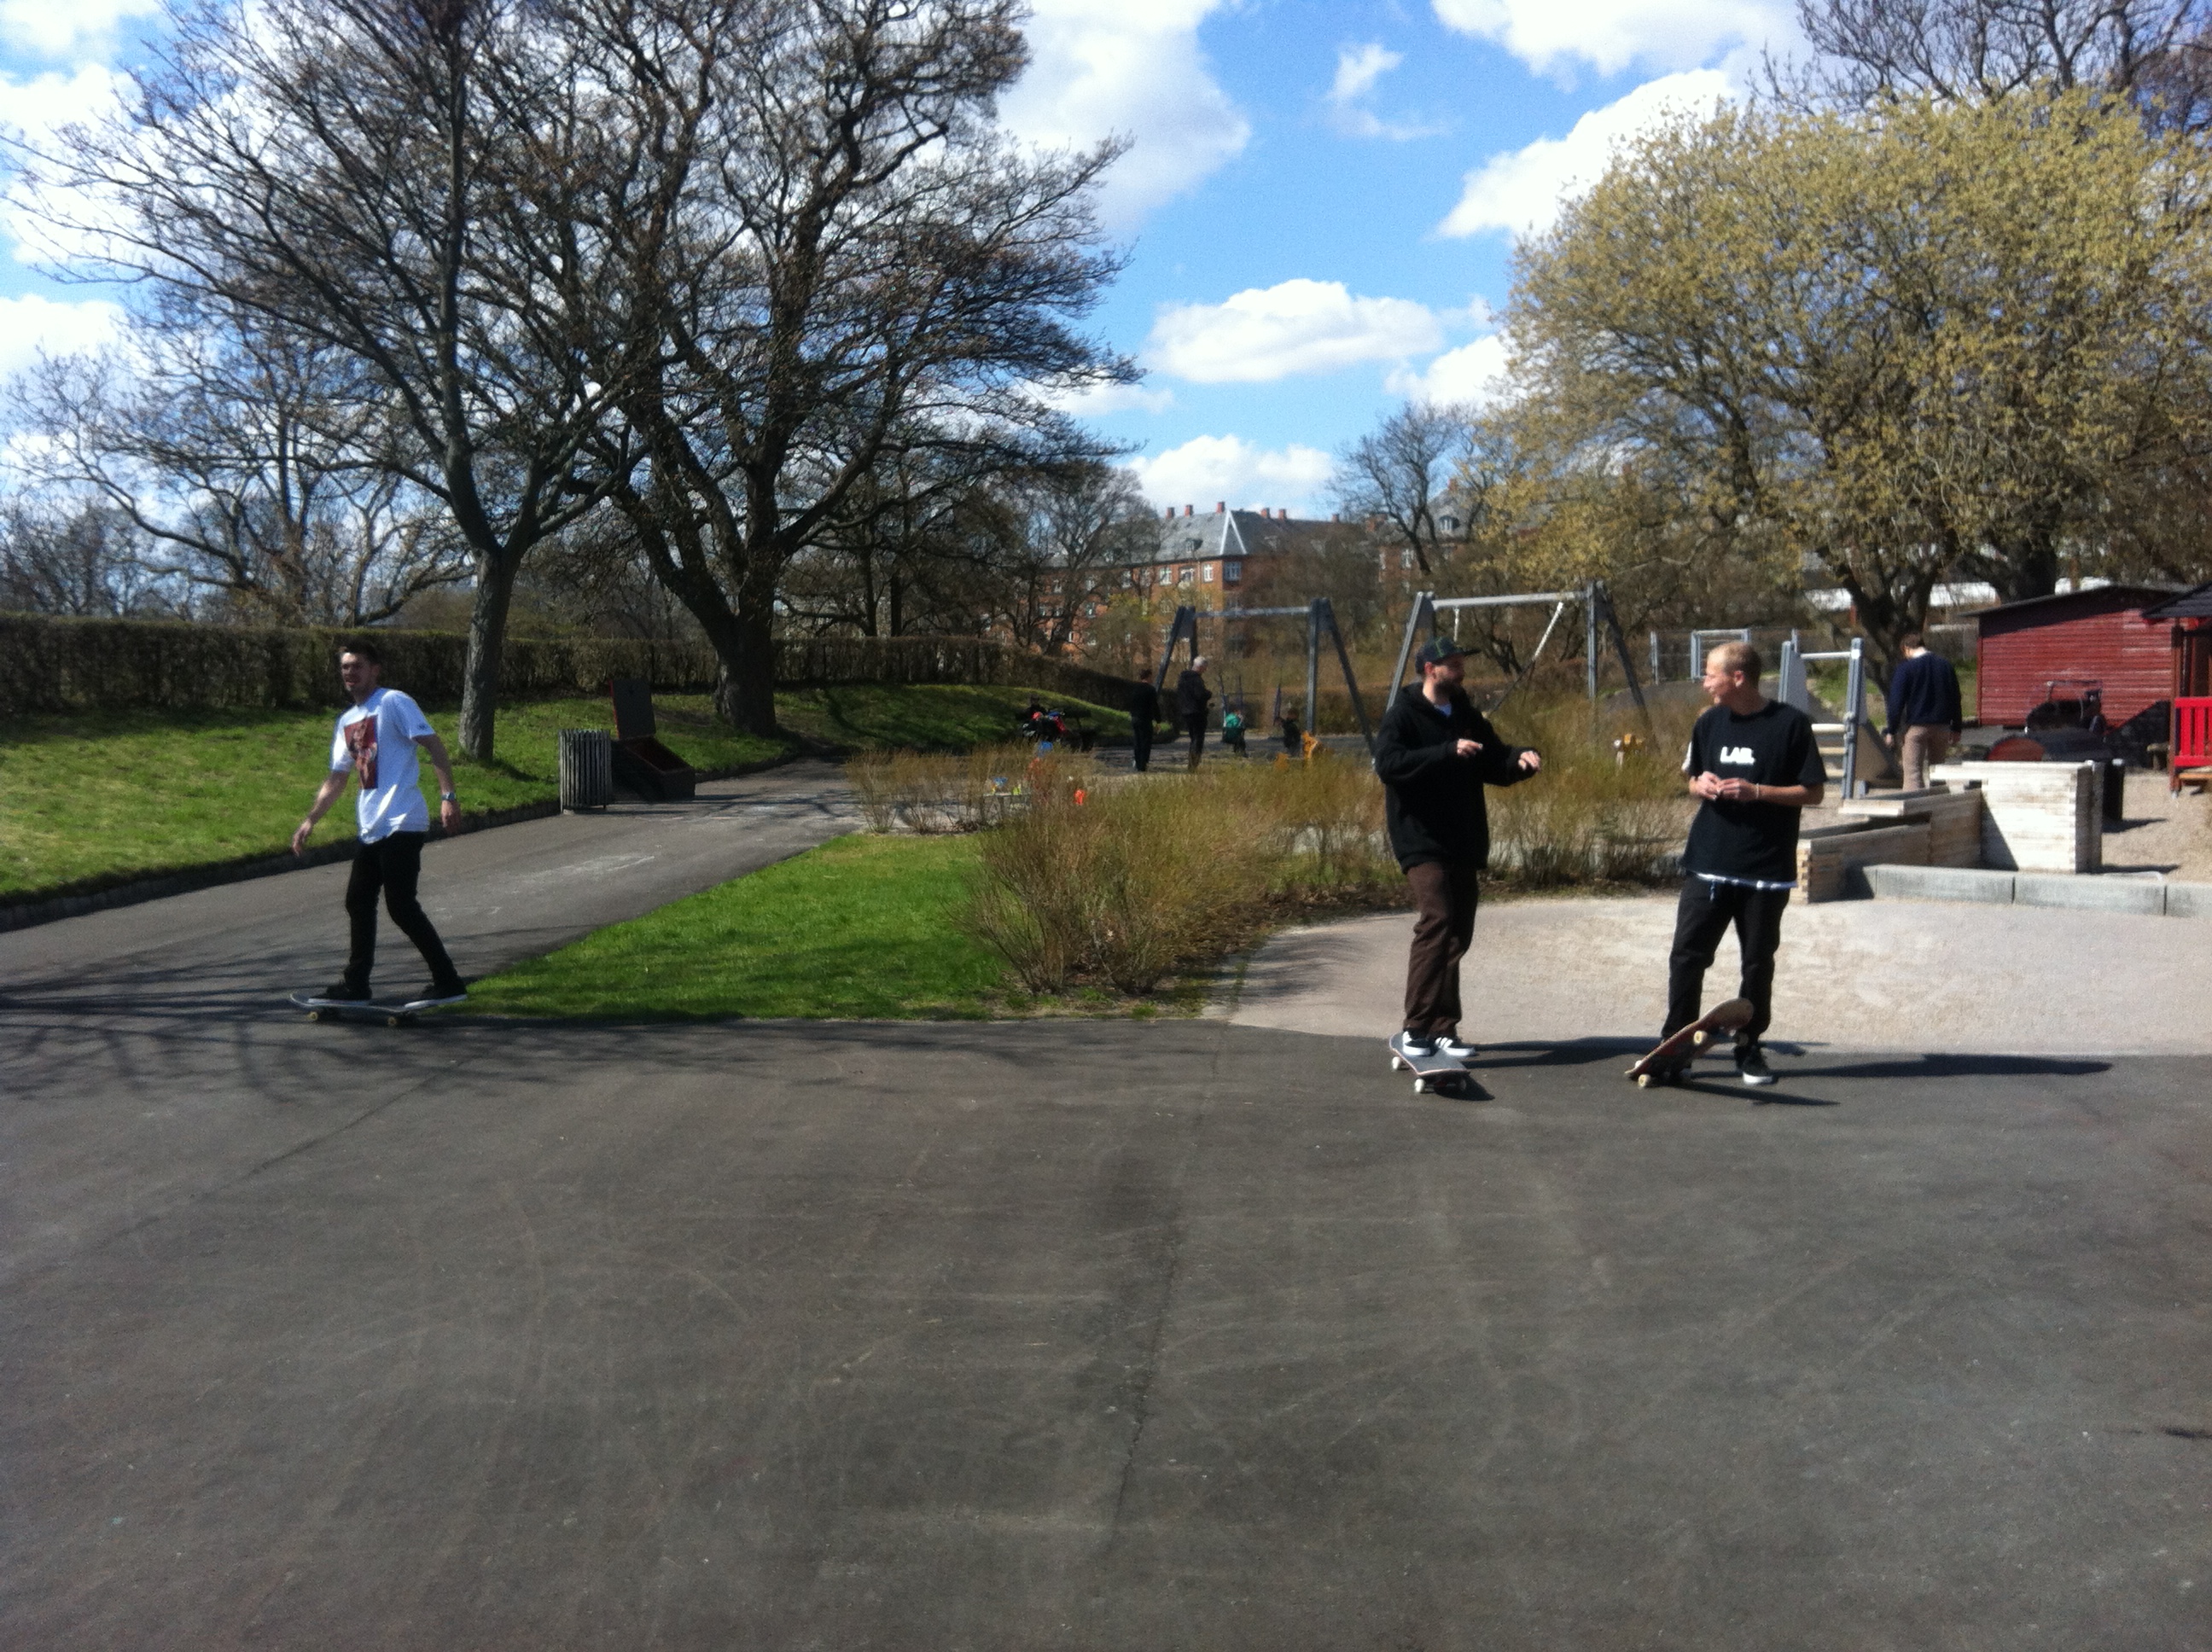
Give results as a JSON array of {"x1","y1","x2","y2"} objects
[
  {"x1": 2141, "y1": 579, "x2": 2212, "y2": 620},
  {"x1": 1133, "y1": 505, "x2": 1354, "y2": 567},
  {"x1": 1968, "y1": 583, "x2": 2181, "y2": 622}
]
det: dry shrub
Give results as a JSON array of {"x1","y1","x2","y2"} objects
[
  {"x1": 1486, "y1": 694, "x2": 1687, "y2": 887},
  {"x1": 852, "y1": 744, "x2": 1085, "y2": 834},
  {"x1": 966, "y1": 767, "x2": 1271, "y2": 994}
]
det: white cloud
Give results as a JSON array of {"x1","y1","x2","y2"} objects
[
  {"x1": 1431, "y1": 0, "x2": 1788, "y2": 76},
  {"x1": 1325, "y1": 43, "x2": 1438, "y2": 140},
  {"x1": 1386, "y1": 334, "x2": 1513, "y2": 405},
  {"x1": 0, "y1": 0, "x2": 160, "y2": 60},
  {"x1": 1148, "y1": 279, "x2": 1445, "y2": 383},
  {"x1": 0, "y1": 64, "x2": 134, "y2": 266},
  {"x1": 0, "y1": 292, "x2": 125, "y2": 376},
  {"x1": 1044, "y1": 378, "x2": 1176, "y2": 416},
  {"x1": 1437, "y1": 68, "x2": 1732, "y2": 240},
  {"x1": 1000, "y1": 0, "x2": 1249, "y2": 230},
  {"x1": 1127, "y1": 434, "x2": 1335, "y2": 515}
]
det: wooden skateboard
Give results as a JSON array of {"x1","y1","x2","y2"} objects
[
  {"x1": 1388, "y1": 1038, "x2": 1476, "y2": 1096},
  {"x1": 290, "y1": 992, "x2": 460, "y2": 1027},
  {"x1": 1625, "y1": 998, "x2": 1754, "y2": 1086}
]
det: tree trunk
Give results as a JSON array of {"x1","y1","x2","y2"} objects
[
  {"x1": 458, "y1": 550, "x2": 520, "y2": 761},
  {"x1": 708, "y1": 598, "x2": 778, "y2": 735}
]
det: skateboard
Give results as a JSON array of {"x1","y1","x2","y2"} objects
[
  {"x1": 1388, "y1": 1038, "x2": 1477, "y2": 1096},
  {"x1": 290, "y1": 992, "x2": 459, "y2": 1027},
  {"x1": 1625, "y1": 998, "x2": 1754, "y2": 1087}
]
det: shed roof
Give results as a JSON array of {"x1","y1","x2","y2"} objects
[
  {"x1": 2141, "y1": 579, "x2": 2212, "y2": 620},
  {"x1": 1970, "y1": 584, "x2": 2180, "y2": 623}
]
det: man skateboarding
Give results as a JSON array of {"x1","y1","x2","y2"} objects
[
  {"x1": 291, "y1": 641, "x2": 468, "y2": 1006},
  {"x1": 1373, "y1": 637, "x2": 1542, "y2": 1066},
  {"x1": 1656, "y1": 641, "x2": 1825, "y2": 1085}
]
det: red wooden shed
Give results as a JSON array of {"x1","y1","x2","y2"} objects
[{"x1": 1972, "y1": 585, "x2": 2180, "y2": 727}]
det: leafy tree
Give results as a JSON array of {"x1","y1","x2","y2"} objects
[
  {"x1": 12, "y1": 304, "x2": 469, "y2": 626},
  {"x1": 1793, "y1": 0, "x2": 2212, "y2": 130},
  {"x1": 19, "y1": 0, "x2": 634, "y2": 758},
  {"x1": 1505, "y1": 90, "x2": 2212, "y2": 668},
  {"x1": 557, "y1": 0, "x2": 1133, "y2": 733}
]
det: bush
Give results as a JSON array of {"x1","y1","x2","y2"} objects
[
  {"x1": 0, "y1": 612, "x2": 1140, "y2": 715},
  {"x1": 847, "y1": 744, "x2": 1073, "y2": 834},
  {"x1": 1486, "y1": 695, "x2": 1692, "y2": 887}
]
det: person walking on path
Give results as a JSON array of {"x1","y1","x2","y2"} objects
[
  {"x1": 1657, "y1": 642, "x2": 1826, "y2": 1086},
  {"x1": 1126, "y1": 675, "x2": 1161, "y2": 772},
  {"x1": 1176, "y1": 655, "x2": 1213, "y2": 771},
  {"x1": 1884, "y1": 633, "x2": 1964, "y2": 791},
  {"x1": 1373, "y1": 637, "x2": 1542, "y2": 1064},
  {"x1": 291, "y1": 641, "x2": 468, "y2": 1005}
]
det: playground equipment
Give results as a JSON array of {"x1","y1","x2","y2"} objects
[
  {"x1": 1385, "y1": 582, "x2": 1650, "y2": 718},
  {"x1": 1156, "y1": 598, "x2": 1375, "y2": 752}
]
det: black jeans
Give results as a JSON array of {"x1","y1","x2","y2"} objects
[
  {"x1": 1132, "y1": 722, "x2": 1153, "y2": 772},
  {"x1": 1664, "y1": 877, "x2": 1790, "y2": 1049},
  {"x1": 1403, "y1": 859, "x2": 1480, "y2": 1038},
  {"x1": 1185, "y1": 724, "x2": 1207, "y2": 769},
  {"x1": 344, "y1": 831, "x2": 458, "y2": 992}
]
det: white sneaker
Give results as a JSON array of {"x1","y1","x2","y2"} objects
[
  {"x1": 1391, "y1": 1030, "x2": 1440, "y2": 1059},
  {"x1": 1436, "y1": 1033, "x2": 1478, "y2": 1062}
]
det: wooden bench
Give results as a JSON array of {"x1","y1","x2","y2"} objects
[{"x1": 2173, "y1": 698, "x2": 2212, "y2": 794}]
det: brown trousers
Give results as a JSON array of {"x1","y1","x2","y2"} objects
[
  {"x1": 1403, "y1": 859, "x2": 1480, "y2": 1037},
  {"x1": 1898, "y1": 724, "x2": 1953, "y2": 791}
]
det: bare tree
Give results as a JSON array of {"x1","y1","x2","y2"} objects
[
  {"x1": 1793, "y1": 0, "x2": 2212, "y2": 126},
  {"x1": 0, "y1": 498, "x2": 177, "y2": 616},
  {"x1": 1329, "y1": 401, "x2": 1476, "y2": 579},
  {"x1": 558, "y1": 0, "x2": 1135, "y2": 733},
  {"x1": 990, "y1": 462, "x2": 1152, "y2": 655},
  {"x1": 16, "y1": 0, "x2": 635, "y2": 758},
  {"x1": 13, "y1": 307, "x2": 470, "y2": 626}
]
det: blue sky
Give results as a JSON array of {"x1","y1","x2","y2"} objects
[{"x1": 0, "y1": 0, "x2": 1802, "y2": 515}]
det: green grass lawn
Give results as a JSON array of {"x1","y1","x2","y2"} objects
[
  {"x1": 462, "y1": 833, "x2": 1014, "y2": 1020},
  {"x1": 0, "y1": 683, "x2": 1126, "y2": 899}
]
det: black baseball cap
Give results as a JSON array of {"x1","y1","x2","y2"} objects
[{"x1": 1415, "y1": 637, "x2": 1467, "y2": 667}]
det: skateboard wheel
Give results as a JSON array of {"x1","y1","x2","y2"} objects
[
  {"x1": 1390, "y1": 1056, "x2": 1407, "y2": 1072},
  {"x1": 1414, "y1": 1078, "x2": 1431, "y2": 1093},
  {"x1": 306, "y1": 1009, "x2": 324, "y2": 1022},
  {"x1": 1635, "y1": 1073, "x2": 1652, "y2": 1088},
  {"x1": 386, "y1": 1014, "x2": 405, "y2": 1027}
]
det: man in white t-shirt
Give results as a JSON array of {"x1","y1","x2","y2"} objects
[{"x1": 291, "y1": 641, "x2": 466, "y2": 1004}]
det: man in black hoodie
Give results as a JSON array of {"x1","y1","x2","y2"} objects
[{"x1": 1372, "y1": 637, "x2": 1542, "y2": 1063}]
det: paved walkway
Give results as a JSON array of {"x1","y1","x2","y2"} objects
[
  {"x1": 1230, "y1": 893, "x2": 2212, "y2": 1057},
  {"x1": 5, "y1": 797, "x2": 2210, "y2": 1648}
]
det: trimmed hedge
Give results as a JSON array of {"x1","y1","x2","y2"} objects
[{"x1": 0, "y1": 613, "x2": 1137, "y2": 714}]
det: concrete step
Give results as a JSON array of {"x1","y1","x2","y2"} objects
[{"x1": 1862, "y1": 862, "x2": 2211, "y2": 917}]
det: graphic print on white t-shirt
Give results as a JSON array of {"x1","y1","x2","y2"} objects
[
  {"x1": 344, "y1": 714, "x2": 380, "y2": 789},
  {"x1": 330, "y1": 688, "x2": 435, "y2": 842}
]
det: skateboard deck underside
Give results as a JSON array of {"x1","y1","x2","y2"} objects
[{"x1": 1626, "y1": 998, "x2": 1755, "y2": 1084}]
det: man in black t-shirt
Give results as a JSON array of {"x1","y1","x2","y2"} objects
[{"x1": 1658, "y1": 641, "x2": 1826, "y2": 1085}]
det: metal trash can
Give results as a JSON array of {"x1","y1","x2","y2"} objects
[{"x1": 558, "y1": 729, "x2": 614, "y2": 811}]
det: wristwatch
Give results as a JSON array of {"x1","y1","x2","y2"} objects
[{"x1": 440, "y1": 791, "x2": 458, "y2": 803}]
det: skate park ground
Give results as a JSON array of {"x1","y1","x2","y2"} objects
[{"x1": 4, "y1": 780, "x2": 2209, "y2": 1648}]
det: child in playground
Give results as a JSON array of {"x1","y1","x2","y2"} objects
[{"x1": 1222, "y1": 707, "x2": 1247, "y2": 755}]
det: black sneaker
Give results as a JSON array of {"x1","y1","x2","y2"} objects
[
  {"x1": 319, "y1": 980, "x2": 370, "y2": 1003},
  {"x1": 1736, "y1": 1045, "x2": 1777, "y2": 1087},
  {"x1": 414, "y1": 979, "x2": 469, "y2": 1008}
]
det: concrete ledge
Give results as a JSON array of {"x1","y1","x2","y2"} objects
[
  {"x1": 2014, "y1": 873, "x2": 2168, "y2": 916},
  {"x1": 2162, "y1": 881, "x2": 2212, "y2": 919},
  {"x1": 1863, "y1": 864, "x2": 2017, "y2": 905}
]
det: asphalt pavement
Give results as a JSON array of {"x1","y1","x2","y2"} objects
[{"x1": 3, "y1": 777, "x2": 2209, "y2": 1647}]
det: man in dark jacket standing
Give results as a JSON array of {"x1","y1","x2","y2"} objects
[
  {"x1": 1883, "y1": 633, "x2": 1964, "y2": 791},
  {"x1": 1176, "y1": 655, "x2": 1213, "y2": 771},
  {"x1": 1126, "y1": 675, "x2": 1161, "y2": 772},
  {"x1": 1373, "y1": 637, "x2": 1542, "y2": 1062}
]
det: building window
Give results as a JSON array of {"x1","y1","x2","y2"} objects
[
  {"x1": 1400, "y1": 548, "x2": 1416, "y2": 570},
  {"x1": 1224, "y1": 560, "x2": 1241, "y2": 585},
  {"x1": 1178, "y1": 566, "x2": 1194, "y2": 585},
  {"x1": 1202, "y1": 563, "x2": 1214, "y2": 583}
]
